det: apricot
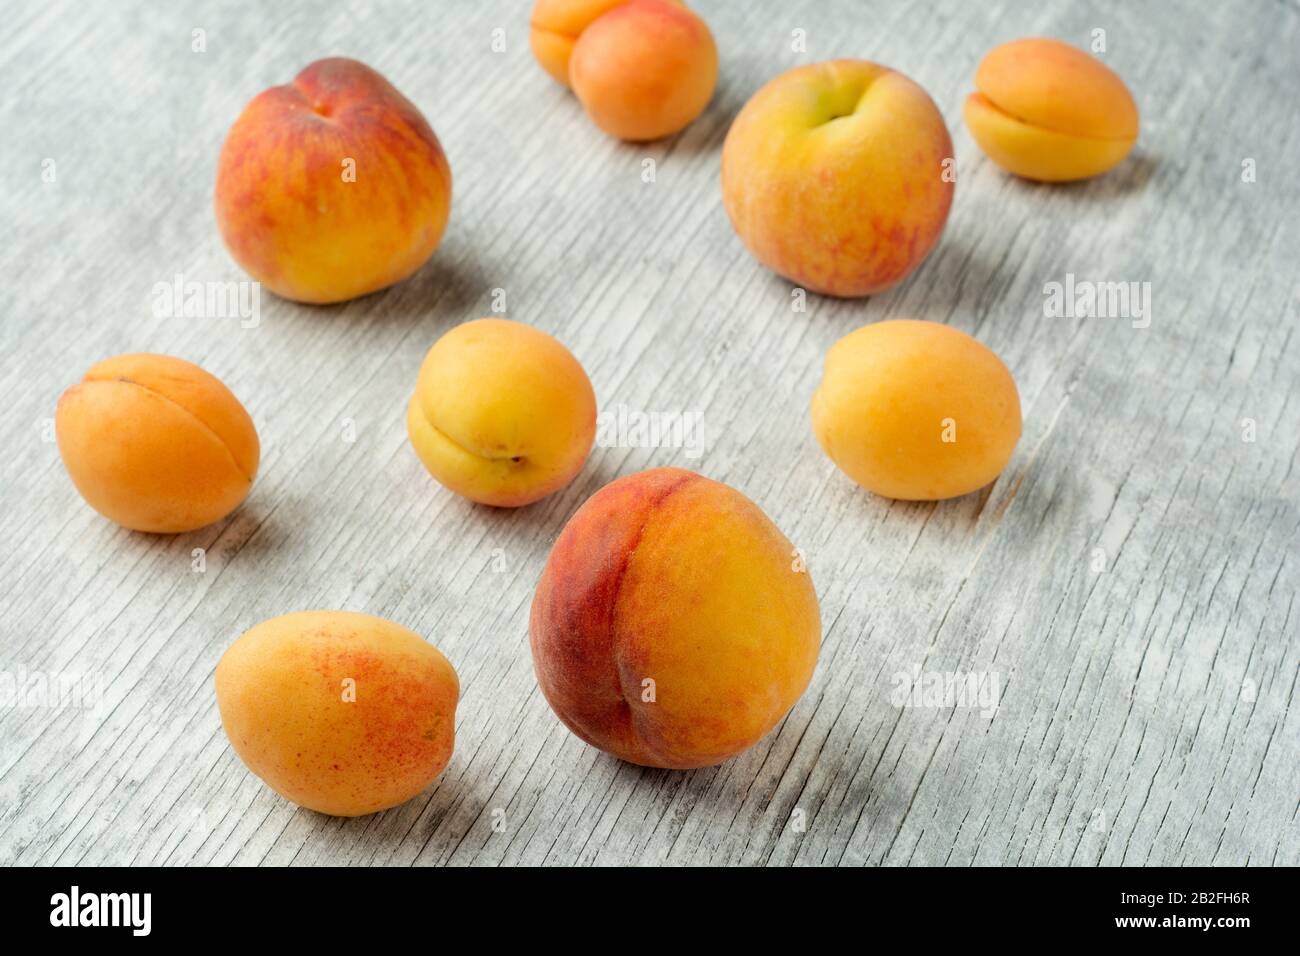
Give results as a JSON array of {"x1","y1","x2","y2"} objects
[
  {"x1": 406, "y1": 318, "x2": 596, "y2": 508},
  {"x1": 56, "y1": 353, "x2": 259, "y2": 533},
  {"x1": 529, "y1": 468, "x2": 821, "y2": 769},
  {"x1": 215, "y1": 610, "x2": 459, "y2": 817},
  {"x1": 529, "y1": 0, "x2": 631, "y2": 86},
  {"x1": 965, "y1": 38, "x2": 1139, "y2": 182},
  {"x1": 215, "y1": 57, "x2": 452, "y2": 304},
  {"x1": 722, "y1": 60, "x2": 954, "y2": 298},
  {"x1": 568, "y1": 0, "x2": 717, "y2": 141},
  {"x1": 811, "y1": 320, "x2": 1021, "y2": 501}
]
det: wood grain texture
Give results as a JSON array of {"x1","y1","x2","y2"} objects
[{"x1": 0, "y1": 0, "x2": 1296, "y2": 866}]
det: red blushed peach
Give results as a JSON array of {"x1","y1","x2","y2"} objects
[
  {"x1": 569, "y1": 0, "x2": 717, "y2": 141},
  {"x1": 215, "y1": 57, "x2": 452, "y2": 304},
  {"x1": 529, "y1": 468, "x2": 821, "y2": 769},
  {"x1": 722, "y1": 60, "x2": 954, "y2": 297}
]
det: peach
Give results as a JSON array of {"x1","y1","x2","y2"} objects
[
  {"x1": 215, "y1": 57, "x2": 452, "y2": 304},
  {"x1": 406, "y1": 318, "x2": 596, "y2": 508},
  {"x1": 811, "y1": 320, "x2": 1021, "y2": 501},
  {"x1": 965, "y1": 38, "x2": 1139, "y2": 182},
  {"x1": 722, "y1": 60, "x2": 954, "y2": 298},
  {"x1": 569, "y1": 0, "x2": 717, "y2": 141},
  {"x1": 529, "y1": 468, "x2": 820, "y2": 769},
  {"x1": 215, "y1": 610, "x2": 459, "y2": 817},
  {"x1": 56, "y1": 353, "x2": 259, "y2": 533},
  {"x1": 529, "y1": 0, "x2": 631, "y2": 86}
]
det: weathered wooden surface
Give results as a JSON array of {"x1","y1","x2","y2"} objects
[{"x1": 1, "y1": 0, "x2": 1296, "y2": 866}]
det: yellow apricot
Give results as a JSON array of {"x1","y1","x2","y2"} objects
[
  {"x1": 406, "y1": 318, "x2": 597, "y2": 507},
  {"x1": 965, "y1": 38, "x2": 1139, "y2": 182},
  {"x1": 216, "y1": 611, "x2": 459, "y2": 817},
  {"x1": 569, "y1": 0, "x2": 717, "y2": 142},
  {"x1": 811, "y1": 320, "x2": 1021, "y2": 500},
  {"x1": 56, "y1": 353, "x2": 259, "y2": 533}
]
